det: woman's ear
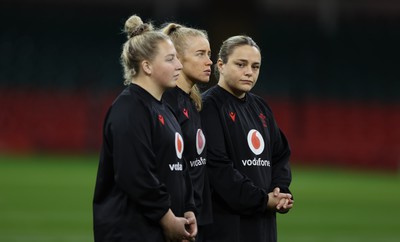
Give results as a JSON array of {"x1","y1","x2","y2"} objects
[
  {"x1": 217, "y1": 58, "x2": 224, "y2": 74},
  {"x1": 142, "y1": 60, "x2": 152, "y2": 75}
]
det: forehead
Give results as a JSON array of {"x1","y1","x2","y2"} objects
[
  {"x1": 155, "y1": 39, "x2": 176, "y2": 55},
  {"x1": 229, "y1": 45, "x2": 261, "y2": 63},
  {"x1": 184, "y1": 36, "x2": 210, "y2": 50}
]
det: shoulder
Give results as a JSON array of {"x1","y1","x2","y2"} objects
[
  {"x1": 163, "y1": 87, "x2": 189, "y2": 118},
  {"x1": 163, "y1": 87, "x2": 179, "y2": 105},
  {"x1": 201, "y1": 86, "x2": 218, "y2": 100},
  {"x1": 108, "y1": 86, "x2": 153, "y2": 124},
  {"x1": 111, "y1": 87, "x2": 143, "y2": 111},
  {"x1": 201, "y1": 87, "x2": 228, "y2": 119},
  {"x1": 201, "y1": 86, "x2": 227, "y2": 107},
  {"x1": 248, "y1": 93, "x2": 273, "y2": 113}
]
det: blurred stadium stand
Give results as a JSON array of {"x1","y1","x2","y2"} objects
[{"x1": 0, "y1": 0, "x2": 399, "y2": 170}]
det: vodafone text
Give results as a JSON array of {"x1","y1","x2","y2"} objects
[
  {"x1": 169, "y1": 162, "x2": 183, "y2": 171},
  {"x1": 190, "y1": 157, "x2": 206, "y2": 167},
  {"x1": 241, "y1": 158, "x2": 270, "y2": 167}
]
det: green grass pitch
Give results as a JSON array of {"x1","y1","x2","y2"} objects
[{"x1": 0, "y1": 154, "x2": 399, "y2": 242}]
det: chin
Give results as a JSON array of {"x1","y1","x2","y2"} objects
[
  {"x1": 242, "y1": 85, "x2": 254, "y2": 92},
  {"x1": 198, "y1": 78, "x2": 210, "y2": 83},
  {"x1": 166, "y1": 81, "x2": 177, "y2": 88},
  {"x1": 238, "y1": 87, "x2": 252, "y2": 93}
]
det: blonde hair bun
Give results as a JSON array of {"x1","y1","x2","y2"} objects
[
  {"x1": 162, "y1": 23, "x2": 182, "y2": 35},
  {"x1": 124, "y1": 15, "x2": 153, "y2": 39}
]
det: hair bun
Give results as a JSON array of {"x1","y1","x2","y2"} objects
[
  {"x1": 124, "y1": 15, "x2": 153, "y2": 39},
  {"x1": 162, "y1": 23, "x2": 182, "y2": 35}
]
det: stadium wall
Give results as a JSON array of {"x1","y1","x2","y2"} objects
[{"x1": 1, "y1": 89, "x2": 398, "y2": 171}]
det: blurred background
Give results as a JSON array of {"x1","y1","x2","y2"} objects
[
  {"x1": 0, "y1": 0, "x2": 399, "y2": 241},
  {"x1": 1, "y1": 0, "x2": 399, "y2": 170}
]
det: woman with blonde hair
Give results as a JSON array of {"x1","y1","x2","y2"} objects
[
  {"x1": 161, "y1": 23, "x2": 213, "y2": 242},
  {"x1": 93, "y1": 15, "x2": 197, "y2": 242}
]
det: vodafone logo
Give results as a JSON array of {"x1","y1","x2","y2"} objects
[
  {"x1": 196, "y1": 129, "x2": 206, "y2": 155},
  {"x1": 175, "y1": 132, "x2": 184, "y2": 159},
  {"x1": 247, "y1": 129, "x2": 265, "y2": 155}
]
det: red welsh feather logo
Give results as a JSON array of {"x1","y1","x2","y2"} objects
[
  {"x1": 259, "y1": 113, "x2": 267, "y2": 127},
  {"x1": 158, "y1": 114, "x2": 165, "y2": 125},
  {"x1": 229, "y1": 112, "x2": 236, "y2": 121},
  {"x1": 183, "y1": 108, "x2": 189, "y2": 118}
]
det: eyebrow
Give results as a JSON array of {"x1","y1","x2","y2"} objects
[
  {"x1": 195, "y1": 50, "x2": 209, "y2": 53},
  {"x1": 235, "y1": 59, "x2": 261, "y2": 65},
  {"x1": 165, "y1": 54, "x2": 175, "y2": 58}
]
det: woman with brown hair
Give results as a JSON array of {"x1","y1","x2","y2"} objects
[{"x1": 200, "y1": 35, "x2": 294, "y2": 242}]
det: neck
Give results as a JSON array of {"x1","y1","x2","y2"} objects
[
  {"x1": 177, "y1": 75, "x2": 194, "y2": 94},
  {"x1": 132, "y1": 76, "x2": 165, "y2": 101},
  {"x1": 218, "y1": 81, "x2": 246, "y2": 99}
]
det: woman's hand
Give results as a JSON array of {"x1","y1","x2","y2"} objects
[
  {"x1": 160, "y1": 209, "x2": 191, "y2": 242},
  {"x1": 182, "y1": 211, "x2": 197, "y2": 242},
  {"x1": 267, "y1": 187, "x2": 294, "y2": 213}
]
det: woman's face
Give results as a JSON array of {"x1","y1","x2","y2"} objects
[
  {"x1": 218, "y1": 45, "x2": 261, "y2": 98},
  {"x1": 179, "y1": 36, "x2": 212, "y2": 84},
  {"x1": 151, "y1": 39, "x2": 183, "y2": 88}
]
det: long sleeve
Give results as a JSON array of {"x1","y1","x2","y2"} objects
[
  {"x1": 183, "y1": 157, "x2": 196, "y2": 213},
  {"x1": 107, "y1": 98, "x2": 170, "y2": 222},
  {"x1": 270, "y1": 126, "x2": 292, "y2": 195},
  {"x1": 258, "y1": 97, "x2": 292, "y2": 196}
]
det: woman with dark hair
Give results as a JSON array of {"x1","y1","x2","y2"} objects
[{"x1": 200, "y1": 35, "x2": 294, "y2": 242}]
